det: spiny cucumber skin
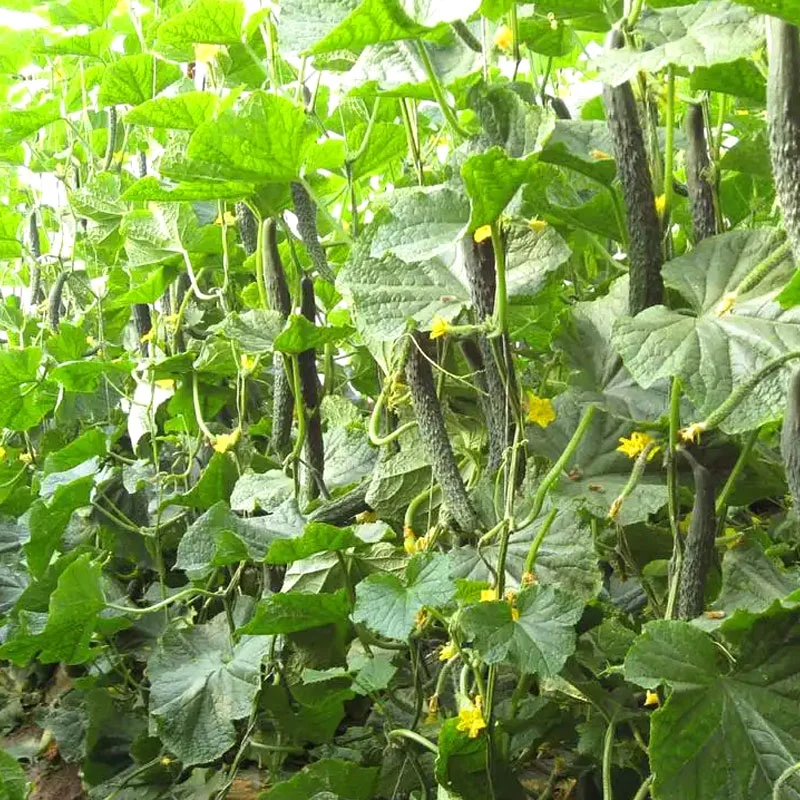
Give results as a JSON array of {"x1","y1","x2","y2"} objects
[
  {"x1": 781, "y1": 369, "x2": 800, "y2": 513},
  {"x1": 684, "y1": 103, "x2": 717, "y2": 243},
  {"x1": 28, "y1": 212, "x2": 42, "y2": 305},
  {"x1": 308, "y1": 482, "x2": 370, "y2": 525},
  {"x1": 48, "y1": 271, "x2": 70, "y2": 332},
  {"x1": 602, "y1": 32, "x2": 664, "y2": 316},
  {"x1": 768, "y1": 19, "x2": 800, "y2": 265},
  {"x1": 677, "y1": 460, "x2": 716, "y2": 621},
  {"x1": 291, "y1": 182, "x2": 334, "y2": 283},
  {"x1": 299, "y1": 277, "x2": 325, "y2": 501},
  {"x1": 264, "y1": 218, "x2": 294, "y2": 458},
  {"x1": 405, "y1": 331, "x2": 480, "y2": 533},
  {"x1": 236, "y1": 202, "x2": 258, "y2": 257},
  {"x1": 462, "y1": 237, "x2": 511, "y2": 474}
]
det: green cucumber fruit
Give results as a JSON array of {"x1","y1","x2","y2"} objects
[{"x1": 684, "y1": 103, "x2": 717, "y2": 242}]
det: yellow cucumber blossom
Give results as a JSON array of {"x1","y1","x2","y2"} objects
[
  {"x1": 213, "y1": 428, "x2": 241, "y2": 454},
  {"x1": 480, "y1": 588, "x2": 498, "y2": 602},
  {"x1": 155, "y1": 379, "x2": 175, "y2": 391},
  {"x1": 457, "y1": 697, "x2": 487, "y2": 738},
  {"x1": 655, "y1": 194, "x2": 667, "y2": 218},
  {"x1": 526, "y1": 392, "x2": 556, "y2": 428},
  {"x1": 0, "y1": 447, "x2": 5, "y2": 460},
  {"x1": 644, "y1": 690, "x2": 660, "y2": 708},
  {"x1": 356, "y1": 510, "x2": 377, "y2": 523},
  {"x1": 240, "y1": 354, "x2": 257, "y2": 374},
  {"x1": 473, "y1": 224, "x2": 493, "y2": 243},
  {"x1": 528, "y1": 217, "x2": 548, "y2": 233},
  {"x1": 430, "y1": 316, "x2": 452, "y2": 340},
  {"x1": 616, "y1": 431, "x2": 658, "y2": 459},
  {"x1": 19, "y1": 452, "x2": 33, "y2": 464},
  {"x1": 680, "y1": 422, "x2": 706, "y2": 444},
  {"x1": 589, "y1": 148, "x2": 612, "y2": 161},
  {"x1": 493, "y1": 25, "x2": 513, "y2": 51},
  {"x1": 194, "y1": 43, "x2": 222, "y2": 63},
  {"x1": 439, "y1": 640, "x2": 458, "y2": 661}
]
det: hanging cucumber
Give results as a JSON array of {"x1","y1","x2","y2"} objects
[
  {"x1": 28, "y1": 211, "x2": 42, "y2": 306},
  {"x1": 684, "y1": 103, "x2": 717, "y2": 242},
  {"x1": 602, "y1": 30, "x2": 664, "y2": 315},
  {"x1": 677, "y1": 451, "x2": 717, "y2": 620},
  {"x1": 299, "y1": 276, "x2": 326, "y2": 500},
  {"x1": 405, "y1": 330, "x2": 480, "y2": 533},
  {"x1": 767, "y1": 19, "x2": 800, "y2": 263},
  {"x1": 264, "y1": 219, "x2": 294, "y2": 459},
  {"x1": 781, "y1": 369, "x2": 800, "y2": 512},
  {"x1": 236, "y1": 202, "x2": 258, "y2": 256},
  {"x1": 48, "y1": 270, "x2": 70, "y2": 332},
  {"x1": 308, "y1": 480, "x2": 370, "y2": 525},
  {"x1": 291, "y1": 182, "x2": 335, "y2": 283}
]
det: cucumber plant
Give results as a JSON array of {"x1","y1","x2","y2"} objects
[{"x1": 3, "y1": 2, "x2": 800, "y2": 800}]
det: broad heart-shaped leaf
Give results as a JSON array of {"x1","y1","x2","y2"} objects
[
  {"x1": 0, "y1": 209, "x2": 22, "y2": 259},
  {"x1": 210, "y1": 309, "x2": 284, "y2": 354},
  {"x1": 539, "y1": 120, "x2": 616, "y2": 185},
  {"x1": 613, "y1": 229, "x2": 800, "y2": 433},
  {"x1": 595, "y1": 2, "x2": 764, "y2": 87},
  {"x1": 187, "y1": 91, "x2": 313, "y2": 183},
  {"x1": 238, "y1": 589, "x2": 351, "y2": 635},
  {"x1": 729, "y1": 0, "x2": 800, "y2": 25},
  {"x1": 0, "y1": 100, "x2": 61, "y2": 151},
  {"x1": 347, "y1": 121, "x2": 409, "y2": 179},
  {"x1": 527, "y1": 394, "x2": 668, "y2": 525},
  {"x1": 369, "y1": 185, "x2": 470, "y2": 264},
  {"x1": 461, "y1": 587, "x2": 583, "y2": 677},
  {"x1": 450, "y1": 506, "x2": 602, "y2": 601},
  {"x1": 339, "y1": 245, "x2": 468, "y2": 346},
  {"x1": 266, "y1": 523, "x2": 362, "y2": 565},
  {"x1": 278, "y1": 0, "x2": 360, "y2": 56},
  {"x1": 124, "y1": 91, "x2": 218, "y2": 130},
  {"x1": 353, "y1": 552, "x2": 455, "y2": 640},
  {"x1": 263, "y1": 758, "x2": 379, "y2": 800},
  {"x1": 148, "y1": 614, "x2": 270, "y2": 766},
  {"x1": 0, "y1": 347, "x2": 57, "y2": 431},
  {"x1": 98, "y1": 55, "x2": 182, "y2": 107},
  {"x1": 170, "y1": 452, "x2": 238, "y2": 511},
  {"x1": 273, "y1": 315, "x2": 354, "y2": 355},
  {"x1": 51, "y1": 0, "x2": 115, "y2": 26},
  {"x1": 556, "y1": 276, "x2": 674, "y2": 421},
  {"x1": 156, "y1": 0, "x2": 245, "y2": 47},
  {"x1": 624, "y1": 617, "x2": 800, "y2": 800},
  {"x1": 229, "y1": 469, "x2": 295, "y2": 513},
  {"x1": 306, "y1": 0, "x2": 430, "y2": 55},
  {"x1": 0, "y1": 748, "x2": 27, "y2": 800},
  {"x1": 121, "y1": 177, "x2": 254, "y2": 202}
]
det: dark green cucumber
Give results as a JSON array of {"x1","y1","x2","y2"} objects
[
  {"x1": 451, "y1": 20, "x2": 482, "y2": 52},
  {"x1": 781, "y1": 368, "x2": 800, "y2": 512},
  {"x1": 48, "y1": 270, "x2": 70, "y2": 332},
  {"x1": 137, "y1": 150, "x2": 147, "y2": 180},
  {"x1": 299, "y1": 276, "x2": 326, "y2": 500},
  {"x1": 462, "y1": 236, "x2": 511, "y2": 473},
  {"x1": 28, "y1": 212, "x2": 42, "y2": 305},
  {"x1": 767, "y1": 19, "x2": 800, "y2": 263},
  {"x1": 545, "y1": 94, "x2": 571, "y2": 120},
  {"x1": 236, "y1": 202, "x2": 258, "y2": 256},
  {"x1": 103, "y1": 106, "x2": 117, "y2": 171},
  {"x1": 602, "y1": 30, "x2": 664, "y2": 315},
  {"x1": 133, "y1": 303, "x2": 152, "y2": 352},
  {"x1": 405, "y1": 330, "x2": 480, "y2": 533},
  {"x1": 264, "y1": 219, "x2": 294, "y2": 459},
  {"x1": 677, "y1": 452, "x2": 717, "y2": 620},
  {"x1": 308, "y1": 481, "x2": 370, "y2": 525},
  {"x1": 291, "y1": 182, "x2": 335, "y2": 283},
  {"x1": 684, "y1": 103, "x2": 717, "y2": 242}
]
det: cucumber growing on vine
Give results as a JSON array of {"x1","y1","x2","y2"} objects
[
  {"x1": 48, "y1": 270, "x2": 70, "y2": 332},
  {"x1": 236, "y1": 202, "x2": 258, "y2": 256},
  {"x1": 602, "y1": 30, "x2": 664, "y2": 315},
  {"x1": 781, "y1": 369, "x2": 800, "y2": 513},
  {"x1": 767, "y1": 18, "x2": 800, "y2": 263},
  {"x1": 28, "y1": 211, "x2": 42, "y2": 305},
  {"x1": 291, "y1": 182, "x2": 335, "y2": 283},
  {"x1": 264, "y1": 219, "x2": 294, "y2": 459},
  {"x1": 684, "y1": 103, "x2": 717, "y2": 242},
  {"x1": 677, "y1": 451, "x2": 717, "y2": 621},
  {"x1": 299, "y1": 276, "x2": 325, "y2": 501},
  {"x1": 405, "y1": 330, "x2": 480, "y2": 533}
]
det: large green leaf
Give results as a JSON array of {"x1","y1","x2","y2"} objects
[
  {"x1": 266, "y1": 523, "x2": 362, "y2": 565},
  {"x1": 0, "y1": 101, "x2": 61, "y2": 151},
  {"x1": 278, "y1": 0, "x2": 360, "y2": 55},
  {"x1": 98, "y1": 55, "x2": 182, "y2": 107},
  {"x1": 125, "y1": 92, "x2": 218, "y2": 131},
  {"x1": 147, "y1": 614, "x2": 271, "y2": 766},
  {"x1": 187, "y1": 92, "x2": 313, "y2": 183},
  {"x1": 0, "y1": 749, "x2": 26, "y2": 800},
  {"x1": 238, "y1": 589, "x2": 351, "y2": 635},
  {"x1": 613, "y1": 229, "x2": 800, "y2": 433},
  {"x1": 156, "y1": 0, "x2": 245, "y2": 48},
  {"x1": 459, "y1": 585, "x2": 583, "y2": 677},
  {"x1": 729, "y1": 0, "x2": 800, "y2": 26},
  {"x1": 263, "y1": 759, "x2": 379, "y2": 800},
  {"x1": 624, "y1": 617, "x2": 800, "y2": 800},
  {"x1": 596, "y1": 2, "x2": 764, "y2": 86},
  {"x1": 353, "y1": 552, "x2": 455, "y2": 640}
]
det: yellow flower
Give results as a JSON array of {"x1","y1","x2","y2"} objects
[
  {"x1": 159, "y1": 756, "x2": 173, "y2": 766},
  {"x1": 0, "y1": 447, "x2": 5, "y2": 460},
  {"x1": 140, "y1": 329, "x2": 156, "y2": 343},
  {"x1": 240, "y1": 354, "x2": 257, "y2": 373},
  {"x1": 214, "y1": 209, "x2": 237, "y2": 226},
  {"x1": 356, "y1": 510, "x2": 377, "y2": 524},
  {"x1": 548, "y1": 12, "x2": 558, "y2": 30},
  {"x1": 213, "y1": 429, "x2": 241, "y2": 453},
  {"x1": 473, "y1": 224, "x2": 492, "y2": 243},
  {"x1": 85, "y1": 335, "x2": 95, "y2": 346},
  {"x1": 155, "y1": 379, "x2": 175, "y2": 391},
  {"x1": 427, "y1": 694, "x2": 440, "y2": 717},
  {"x1": 528, "y1": 217, "x2": 548, "y2": 233},
  {"x1": 480, "y1": 588, "x2": 498, "y2": 602},
  {"x1": 616, "y1": 431, "x2": 656, "y2": 459},
  {"x1": 439, "y1": 640, "x2": 458, "y2": 661},
  {"x1": 162, "y1": 313, "x2": 180, "y2": 331},
  {"x1": 526, "y1": 393, "x2": 556, "y2": 428},
  {"x1": 430, "y1": 316, "x2": 452, "y2": 340},
  {"x1": 655, "y1": 194, "x2": 667, "y2": 218},
  {"x1": 521, "y1": 571, "x2": 536, "y2": 587},
  {"x1": 19, "y1": 452, "x2": 32, "y2": 464},
  {"x1": 680, "y1": 422, "x2": 706, "y2": 444},
  {"x1": 511, "y1": 607, "x2": 520, "y2": 621},
  {"x1": 493, "y1": 24, "x2": 513, "y2": 51},
  {"x1": 415, "y1": 608, "x2": 429, "y2": 630},
  {"x1": 589, "y1": 148, "x2": 612, "y2": 161},
  {"x1": 457, "y1": 703, "x2": 487, "y2": 738},
  {"x1": 403, "y1": 526, "x2": 417, "y2": 555},
  {"x1": 194, "y1": 43, "x2": 222, "y2": 63},
  {"x1": 644, "y1": 690, "x2": 660, "y2": 708},
  {"x1": 716, "y1": 293, "x2": 736, "y2": 316}
]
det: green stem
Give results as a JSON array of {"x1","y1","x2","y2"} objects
[
  {"x1": 490, "y1": 221, "x2": 507, "y2": 336},
  {"x1": 348, "y1": 96, "x2": 382, "y2": 163},
  {"x1": 523, "y1": 507, "x2": 558, "y2": 575},
  {"x1": 609, "y1": 441, "x2": 657, "y2": 522},
  {"x1": 387, "y1": 728, "x2": 439, "y2": 755},
  {"x1": 368, "y1": 385, "x2": 417, "y2": 446},
  {"x1": 632, "y1": 775, "x2": 654, "y2": 800},
  {"x1": 773, "y1": 761, "x2": 800, "y2": 800},
  {"x1": 517, "y1": 404, "x2": 596, "y2": 529},
  {"x1": 404, "y1": 482, "x2": 441, "y2": 533},
  {"x1": 255, "y1": 216, "x2": 268, "y2": 310},
  {"x1": 105, "y1": 587, "x2": 219, "y2": 616},
  {"x1": 192, "y1": 372, "x2": 215, "y2": 441},
  {"x1": 602, "y1": 715, "x2": 617, "y2": 800},
  {"x1": 731, "y1": 240, "x2": 792, "y2": 299},
  {"x1": 715, "y1": 426, "x2": 760, "y2": 518},
  {"x1": 415, "y1": 41, "x2": 470, "y2": 140},
  {"x1": 665, "y1": 376, "x2": 682, "y2": 620},
  {"x1": 626, "y1": 0, "x2": 645, "y2": 29},
  {"x1": 663, "y1": 67, "x2": 676, "y2": 225}
]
